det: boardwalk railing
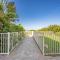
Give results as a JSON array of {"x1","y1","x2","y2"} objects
[
  {"x1": 0, "y1": 32, "x2": 24, "y2": 55},
  {"x1": 33, "y1": 31, "x2": 44, "y2": 55},
  {"x1": 33, "y1": 31, "x2": 60, "y2": 56}
]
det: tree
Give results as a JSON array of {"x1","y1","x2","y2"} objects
[
  {"x1": 7, "y1": 2, "x2": 17, "y2": 22},
  {"x1": 2, "y1": 2, "x2": 17, "y2": 32},
  {"x1": 0, "y1": 3, "x2": 4, "y2": 32},
  {"x1": 0, "y1": 1, "x2": 25, "y2": 32}
]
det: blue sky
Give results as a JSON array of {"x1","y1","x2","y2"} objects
[{"x1": 14, "y1": 0, "x2": 60, "y2": 30}]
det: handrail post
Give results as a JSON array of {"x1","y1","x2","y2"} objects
[
  {"x1": 8, "y1": 32, "x2": 10, "y2": 55},
  {"x1": 43, "y1": 32, "x2": 44, "y2": 55},
  {"x1": 17, "y1": 32, "x2": 18, "y2": 42}
]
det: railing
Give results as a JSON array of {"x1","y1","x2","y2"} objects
[
  {"x1": 0, "y1": 31, "x2": 60, "y2": 56},
  {"x1": 33, "y1": 31, "x2": 60, "y2": 56},
  {"x1": 0, "y1": 32, "x2": 24, "y2": 55},
  {"x1": 33, "y1": 31, "x2": 44, "y2": 55},
  {"x1": 0, "y1": 33, "x2": 8, "y2": 54}
]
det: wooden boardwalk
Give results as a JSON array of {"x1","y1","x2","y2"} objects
[{"x1": 0, "y1": 37, "x2": 60, "y2": 60}]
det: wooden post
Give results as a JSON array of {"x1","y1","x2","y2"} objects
[
  {"x1": 8, "y1": 32, "x2": 10, "y2": 55},
  {"x1": 43, "y1": 32, "x2": 44, "y2": 55}
]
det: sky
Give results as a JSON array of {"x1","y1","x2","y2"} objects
[{"x1": 14, "y1": 0, "x2": 60, "y2": 30}]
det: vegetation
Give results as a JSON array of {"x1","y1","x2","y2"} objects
[
  {"x1": 38, "y1": 25, "x2": 60, "y2": 33},
  {"x1": 38, "y1": 25, "x2": 60, "y2": 55},
  {"x1": 44, "y1": 37, "x2": 60, "y2": 55},
  {"x1": 0, "y1": 2, "x2": 25, "y2": 32}
]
